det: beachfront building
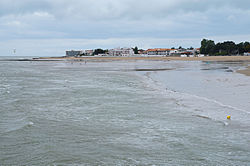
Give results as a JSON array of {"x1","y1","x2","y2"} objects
[
  {"x1": 168, "y1": 49, "x2": 179, "y2": 56},
  {"x1": 180, "y1": 51, "x2": 194, "y2": 57},
  {"x1": 138, "y1": 49, "x2": 147, "y2": 54},
  {"x1": 66, "y1": 50, "x2": 84, "y2": 57},
  {"x1": 147, "y1": 49, "x2": 167, "y2": 56},
  {"x1": 108, "y1": 48, "x2": 134, "y2": 56},
  {"x1": 194, "y1": 48, "x2": 204, "y2": 57},
  {"x1": 85, "y1": 50, "x2": 94, "y2": 56},
  {"x1": 244, "y1": 52, "x2": 250, "y2": 56},
  {"x1": 195, "y1": 48, "x2": 200, "y2": 54},
  {"x1": 180, "y1": 49, "x2": 195, "y2": 57},
  {"x1": 147, "y1": 48, "x2": 179, "y2": 56}
]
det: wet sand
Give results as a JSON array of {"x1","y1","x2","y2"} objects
[
  {"x1": 237, "y1": 66, "x2": 250, "y2": 76},
  {"x1": 35, "y1": 56, "x2": 250, "y2": 77},
  {"x1": 134, "y1": 68, "x2": 173, "y2": 71},
  {"x1": 36, "y1": 56, "x2": 250, "y2": 62}
]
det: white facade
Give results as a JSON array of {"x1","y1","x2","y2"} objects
[
  {"x1": 197, "y1": 54, "x2": 205, "y2": 57},
  {"x1": 244, "y1": 52, "x2": 250, "y2": 56},
  {"x1": 147, "y1": 49, "x2": 179, "y2": 56},
  {"x1": 148, "y1": 51, "x2": 166, "y2": 55},
  {"x1": 147, "y1": 50, "x2": 159, "y2": 55},
  {"x1": 85, "y1": 50, "x2": 94, "y2": 56},
  {"x1": 108, "y1": 48, "x2": 134, "y2": 56},
  {"x1": 168, "y1": 49, "x2": 179, "y2": 56}
]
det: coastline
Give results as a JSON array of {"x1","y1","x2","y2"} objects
[
  {"x1": 237, "y1": 66, "x2": 250, "y2": 76},
  {"x1": 35, "y1": 56, "x2": 250, "y2": 77},
  {"x1": 36, "y1": 56, "x2": 250, "y2": 62},
  {"x1": 140, "y1": 60, "x2": 250, "y2": 114}
]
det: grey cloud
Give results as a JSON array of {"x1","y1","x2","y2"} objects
[
  {"x1": 0, "y1": 0, "x2": 249, "y2": 56},
  {"x1": 0, "y1": 0, "x2": 51, "y2": 16},
  {"x1": 2, "y1": 35, "x2": 250, "y2": 57},
  {"x1": 1, "y1": 0, "x2": 250, "y2": 20}
]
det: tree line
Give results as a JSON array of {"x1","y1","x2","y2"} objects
[{"x1": 200, "y1": 39, "x2": 250, "y2": 56}]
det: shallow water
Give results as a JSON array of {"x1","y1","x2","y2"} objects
[{"x1": 0, "y1": 58, "x2": 249, "y2": 165}]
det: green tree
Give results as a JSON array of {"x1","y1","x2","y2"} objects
[
  {"x1": 245, "y1": 44, "x2": 250, "y2": 52},
  {"x1": 215, "y1": 41, "x2": 237, "y2": 55},
  {"x1": 93, "y1": 49, "x2": 105, "y2": 55},
  {"x1": 201, "y1": 39, "x2": 250, "y2": 55},
  {"x1": 243, "y1": 42, "x2": 250, "y2": 52},
  {"x1": 237, "y1": 42, "x2": 245, "y2": 54},
  {"x1": 224, "y1": 41, "x2": 237, "y2": 55},
  {"x1": 244, "y1": 42, "x2": 250, "y2": 48},
  {"x1": 200, "y1": 39, "x2": 215, "y2": 55},
  {"x1": 133, "y1": 46, "x2": 139, "y2": 54}
]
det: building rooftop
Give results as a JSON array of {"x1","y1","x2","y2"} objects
[{"x1": 147, "y1": 48, "x2": 176, "y2": 52}]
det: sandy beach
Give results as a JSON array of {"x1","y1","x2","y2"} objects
[
  {"x1": 36, "y1": 55, "x2": 250, "y2": 76},
  {"x1": 37, "y1": 56, "x2": 250, "y2": 62},
  {"x1": 237, "y1": 66, "x2": 250, "y2": 76}
]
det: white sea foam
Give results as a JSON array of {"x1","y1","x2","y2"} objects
[
  {"x1": 2, "y1": 121, "x2": 33, "y2": 133},
  {"x1": 28, "y1": 121, "x2": 34, "y2": 126},
  {"x1": 170, "y1": 90, "x2": 249, "y2": 114}
]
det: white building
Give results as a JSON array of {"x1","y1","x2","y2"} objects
[
  {"x1": 85, "y1": 50, "x2": 94, "y2": 56},
  {"x1": 168, "y1": 49, "x2": 179, "y2": 56},
  {"x1": 108, "y1": 48, "x2": 134, "y2": 56},
  {"x1": 147, "y1": 48, "x2": 179, "y2": 56},
  {"x1": 147, "y1": 49, "x2": 168, "y2": 56},
  {"x1": 197, "y1": 54, "x2": 205, "y2": 57},
  {"x1": 181, "y1": 54, "x2": 187, "y2": 57},
  {"x1": 244, "y1": 52, "x2": 250, "y2": 56}
]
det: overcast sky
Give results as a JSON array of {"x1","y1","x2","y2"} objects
[{"x1": 0, "y1": 0, "x2": 250, "y2": 56}]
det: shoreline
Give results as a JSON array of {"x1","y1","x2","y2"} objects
[
  {"x1": 34, "y1": 56, "x2": 250, "y2": 77},
  {"x1": 237, "y1": 66, "x2": 250, "y2": 76},
  {"x1": 36, "y1": 56, "x2": 250, "y2": 62},
  {"x1": 2, "y1": 55, "x2": 250, "y2": 76}
]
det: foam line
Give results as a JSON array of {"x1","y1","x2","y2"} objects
[{"x1": 144, "y1": 71, "x2": 250, "y2": 115}]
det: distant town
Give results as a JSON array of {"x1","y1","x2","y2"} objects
[{"x1": 65, "y1": 39, "x2": 250, "y2": 57}]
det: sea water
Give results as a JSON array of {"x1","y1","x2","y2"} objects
[{"x1": 0, "y1": 58, "x2": 249, "y2": 165}]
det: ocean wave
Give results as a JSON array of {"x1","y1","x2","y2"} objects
[
  {"x1": 169, "y1": 90, "x2": 249, "y2": 114},
  {"x1": 192, "y1": 114, "x2": 230, "y2": 126},
  {"x1": 1, "y1": 121, "x2": 34, "y2": 134}
]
